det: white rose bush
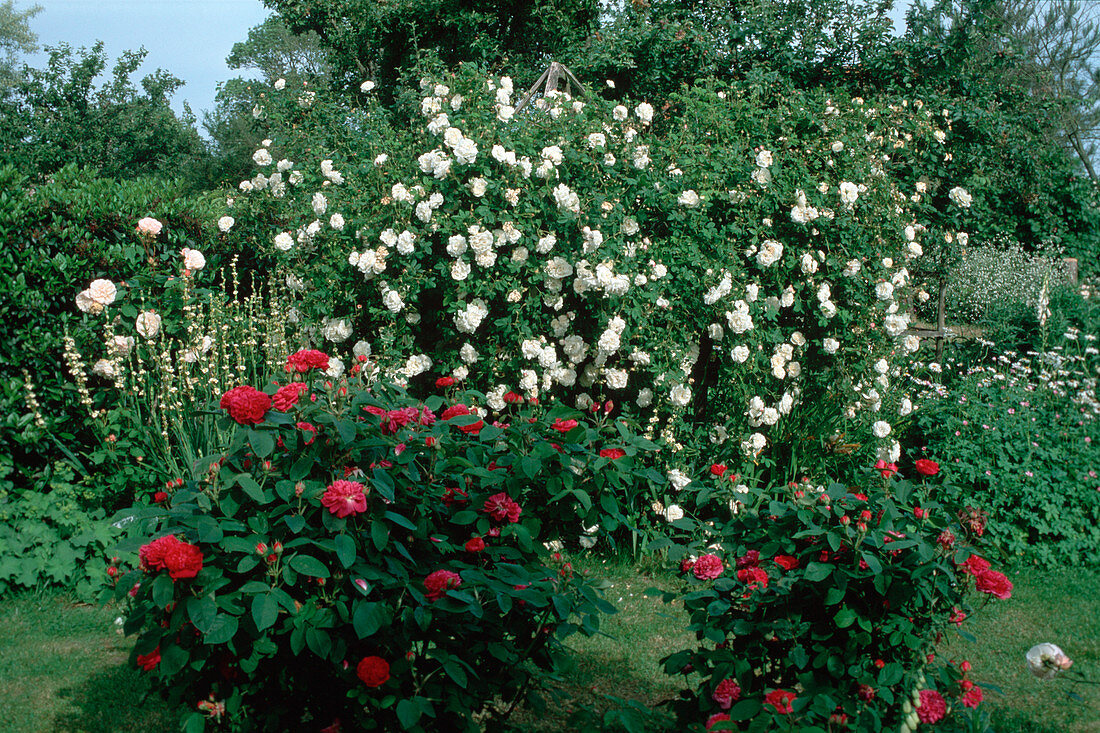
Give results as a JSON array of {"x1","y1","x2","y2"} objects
[{"x1": 217, "y1": 69, "x2": 964, "y2": 535}]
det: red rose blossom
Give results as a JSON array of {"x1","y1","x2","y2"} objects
[
  {"x1": 356, "y1": 656, "x2": 390, "y2": 687},
  {"x1": 917, "y1": 689, "x2": 946, "y2": 723},
  {"x1": 764, "y1": 689, "x2": 796, "y2": 714},
  {"x1": 483, "y1": 492, "x2": 522, "y2": 523},
  {"x1": 712, "y1": 678, "x2": 741, "y2": 710},
  {"x1": 297, "y1": 421, "x2": 318, "y2": 445},
  {"x1": 975, "y1": 569, "x2": 1013, "y2": 599},
  {"x1": 736, "y1": 550, "x2": 760, "y2": 569},
  {"x1": 710, "y1": 463, "x2": 728, "y2": 477},
  {"x1": 737, "y1": 566, "x2": 769, "y2": 591},
  {"x1": 693, "y1": 553, "x2": 724, "y2": 580},
  {"x1": 440, "y1": 404, "x2": 483, "y2": 434},
  {"x1": 435, "y1": 376, "x2": 455, "y2": 388},
  {"x1": 551, "y1": 418, "x2": 578, "y2": 433},
  {"x1": 465, "y1": 537, "x2": 486, "y2": 553},
  {"x1": 960, "y1": 555, "x2": 991, "y2": 576},
  {"x1": 285, "y1": 349, "x2": 330, "y2": 373},
  {"x1": 914, "y1": 458, "x2": 940, "y2": 476},
  {"x1": 273, "y1": 382, "x2": 308, "y2": 412},
  {"x1": 136, "y1": 646, "x2": 161, "y2": 671},
  {"x1": 599, "y1": 447, "x2": 626, "y2": 459},
  {"x1": 140, "y1": 534, "x2": 181, "y2": 572},
  {"x1": 382, "y1": 407, "x2": 420, "y2": 434},
  {"x1": 424, "y1": 569, "x2": 462, "y2": 601},
  {"x1": 219, "y1": 385, "x2": 271, "y2": 425},
  {"x1": 774, "y1": 555, "x2": 799, "y2": 570},
  {"x1": 961, "y1": 686, "x2": 983, "y2": 708},
  {"x1": 153, "y1": 491, "x2": 169, "y2": 503},
  {"x1": 705, "y1": 713, "x2": 731, "y2": 731},
  {"x1": 321, "y1": 480, "x2": 368, "y2": 518},
  {"x1": 162, "y1": 540, "x2": 204, "y2": 580},
  {"x1": 442, "y1": 486, "x2": 468, "y2": 507}
]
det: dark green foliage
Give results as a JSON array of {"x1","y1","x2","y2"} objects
[{"x1": 0, "y1": 42, "x2": 212, "y2": 187}]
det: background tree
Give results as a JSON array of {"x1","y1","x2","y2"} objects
[
  {"x1": 0, "y1": 0, "x2": 39, "y2": 91},
  {"x1": 0, "y1": 42, "x2": 211, "y2": 186}
]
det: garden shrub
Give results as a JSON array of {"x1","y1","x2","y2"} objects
[
  {"x1": 213, "y1": 67, "x2": 972, "y2": 501},
  {"x1": 910, "y1": 332, "x2": 1100, "y2": 566},
  {"x1": 114, "y1": 349, "x2": 640, "y2": 732},
  {"x1": 656, "y1": 468, "x2": 1006, "y2": 731}
]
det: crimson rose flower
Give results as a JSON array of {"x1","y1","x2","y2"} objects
[
  {"x1": 483, "y1": 492, "x2": 522, "y2": 523},
  {"x1": 163, "y1": 540, "x2": 204, "y2": 580},
  {"x1": 321, "y1": 480, "x2": 368, "y2": 518},
  {"x1": 440, "y1": 404, "x2": 483, "y2": 434},
  {"x1": 356, "y1": 656, "x2": 390, "y2": 687},
  {"x1": 551, "y1": 418, "x2": 578, "y2": 433},
  {"x1": 285, "y1": 349, "x2": 329, "y2": 373},
  {"x1": 712, "y1": 678, "x2": 741, "y2": 710},
  {"x1": 960, "y1": 555, "x2": 991, "y2": 576},
  {"x1": 737, "y1": 566, "x2": 769, "y2": 591},
  {"x1": 297, "y1": 421, "x2": 318, "y2": 445},
  {"x1": 917, "y1": 689, "x2": 946, "y2": 723},
  {"x1": 382, "y1": 407, "x2": 419, "y2": 434},
  {"x1": 273, "y1": 382, "x2": 308, "y2": 412},
  {"x1": 764, "y1": 689, "x2": 796, "y2": 714},
  {"x1": 774, "y1": 555, "x2": 799, "y2": 570},
  {"x1": 710, "y1": 463, "x2": 727, "y2": 477},
  {"x1": 961, "y1": 686, "x2": 983, "y2": 708},
  {"x1": 424, "y1": 569, "x2": 462, "y2": 601},
  {"x1": 136, "y1": 646, "x2": 161, "y2": 671},
  {"x1": 915, "y1": 458, "x2": 940, "y2": 476},
  {"x1": 219, "y1": 385, "x2": 271, "y2": 425},
  {"x1": 975, "y1": 569, "x2": 1013, "y2": 599},
  {"x1": 435, "y1": 376, "x2": 455, "y2": 388},
  {"x1": 599, "y1": 447, "x2": 626, "y2": 459},
  {"x1": 465, "y1": 537, "x2": 486, "y2": 553},
  {"x1": 706, "y1": 713, "x2": 731, "y2": 731},
  {"x1": 504, "y1": 391, "x2": 524, "y2": 404},
  {"x1": 693, "y1": 553, "x2": 724, "y2": 580},
  {"x1": 736, "y1": 550, "x2": 760, "y2": 569},
  {"x1": 139, "y1": 534, "x2": 181, "y2": 572}
]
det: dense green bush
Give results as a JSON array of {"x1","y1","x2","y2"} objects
[
  {"x1": 115, "y1": 350, "x2": 637, "y2": 731},
  {"x1": 657, "y1": 469, "x2": 1005, "y2": 731}
]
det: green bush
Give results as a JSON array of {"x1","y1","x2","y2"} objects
[
  {"x1": 657, "y1": 470, "x2": 1004, "y2": 731},
  {"x1": 115, "y1": 350, "x2": 630, "y2": 732}
]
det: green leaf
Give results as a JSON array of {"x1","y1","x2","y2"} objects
[
  {"x1": 834, "y1": 607, "x2": 857, "y2": 628},
  {"x1": 520, "y1": 455, "x2": 540, "y2": 479},
  {"x1": 249, "y1": 429, "x2": 275, "y2": 458},
  {"x1": 151, "y1": 573, "x2": 174, "y2": 608},
  {"x1": 450, "y1": 510, "x2": 478, "y2": 525},
  {"x1": 334, "y1": 419, "x2": 356, "y2": 445},
  {"x1": 186, "y1": 596, "x2": 217, "y2": 634},
  {"x1": 285, "y1": 514, "x2": 306, "y2": 533},
  {"x1": 729, "y1": 698, "x2": 762, "y2": 720},
  {"x1": 384, "y1": 511, "x2": 417, "y2": 531},
  {"x1": 237, "y1": 473, "x2": 266, "y2": 503},
  {"x1": 160, "y1": 644, "x2": 190, "y2": 676},
  {"x1": 396, "y1": 699, "x2": 421, "y2": 729},
  {"x1": 203, "y1": 614, "x2": 238, "y2": 645},
  {"x1": 371, "y1": 520, "x2": 389, "y2": 551},
  {"x1": 352, "y1": 601, "x2": 388, "y2": 638},
  {"x1": 803, "y1": 562, "x2": 833, "y2": 582},
  {"x1": 289, "y1": 455, "x2": 313, "y2": 481},
  {"x1": 334, "y1": 534, "x2": 356, "y2": 568},
  {"x1": 289, "y1": 553, "x2": 330, "y2": 578},
  {"x1": 252, "y1": 592, "x2": 279, "y2": 631},
  {"x1": 443, "y1": 659, "x2": 468, "y2": 687}
]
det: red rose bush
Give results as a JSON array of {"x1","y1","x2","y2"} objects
[
  {"x1": 657, "y1": 467, "x2": 1005, "y2": 730},
  {"x1": 114, "y1": 356, "x2": 626, "y2": 732}
]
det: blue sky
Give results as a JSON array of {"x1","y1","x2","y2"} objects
[{"x1": 25, "y1": 0, "x2": 272, "y2": 122}]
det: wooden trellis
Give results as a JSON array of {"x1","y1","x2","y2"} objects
[{"x1": 514, "y1": 61, "x2": 589, "y2": 114}]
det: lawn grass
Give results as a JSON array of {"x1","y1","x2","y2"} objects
[
  {"x1": 0, "y1": 562, "x2": 1096, "y2": 732},
  {"x1": 940, "y1": 564, "x2": 1100, "y2": 732},
  {"x1": 0, "y1": 592, "x2": 174, "y2": 733}
]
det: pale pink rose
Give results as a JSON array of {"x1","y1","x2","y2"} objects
[
  {"x1": 76, "y1": 289, "x2": 103, "y2": 314},
  {"x1": 180, "y1": 248, "x2": 206, "y2": 271},
  {"x1": 87, "y1": 279, "x2": 117, "y2": 306},
  {"x1": 136, "y1": 217, "x2": 163, "y2": 236}
]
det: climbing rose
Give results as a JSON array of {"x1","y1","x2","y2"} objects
[
  {"x1": 774, "y1": 555, "x2": 799, "y2": 570},
  {"x1": 737, "y1": 566, "x2": 769, "y2": 591},
  {"x1": 162, "y1": 541, "x2": 204, "y2": 580},
  {"x1": 435, "y1": 376, "x2": 455, "y2": 388},
  {"x1": 285, "y1": 349, "x2": 330, "y2": 373},
  {"x1": 693, "y1": 554, "x2": 724, "y2": 580},
  {"x1": 321, "y1": 480, "x2": 368, "y2": 518},
  {"x1": 356, "y1": 656, "x2": 390, "y2": 687},
  {"x1": 960, "y1": 555, "x2": 991, "y2": 576},
  {"x1": 219, "y1": 385, "x2": 271, "y2": 425},
  {"x1": 139, "y1": 535, "x2": 181, "y2": 572},
  {"x1": 917, "y1": 689, "x2": 946, "y2": 723},
  {"x1": 424, "y1": 569, "x2": 462, "y2": 601}
]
